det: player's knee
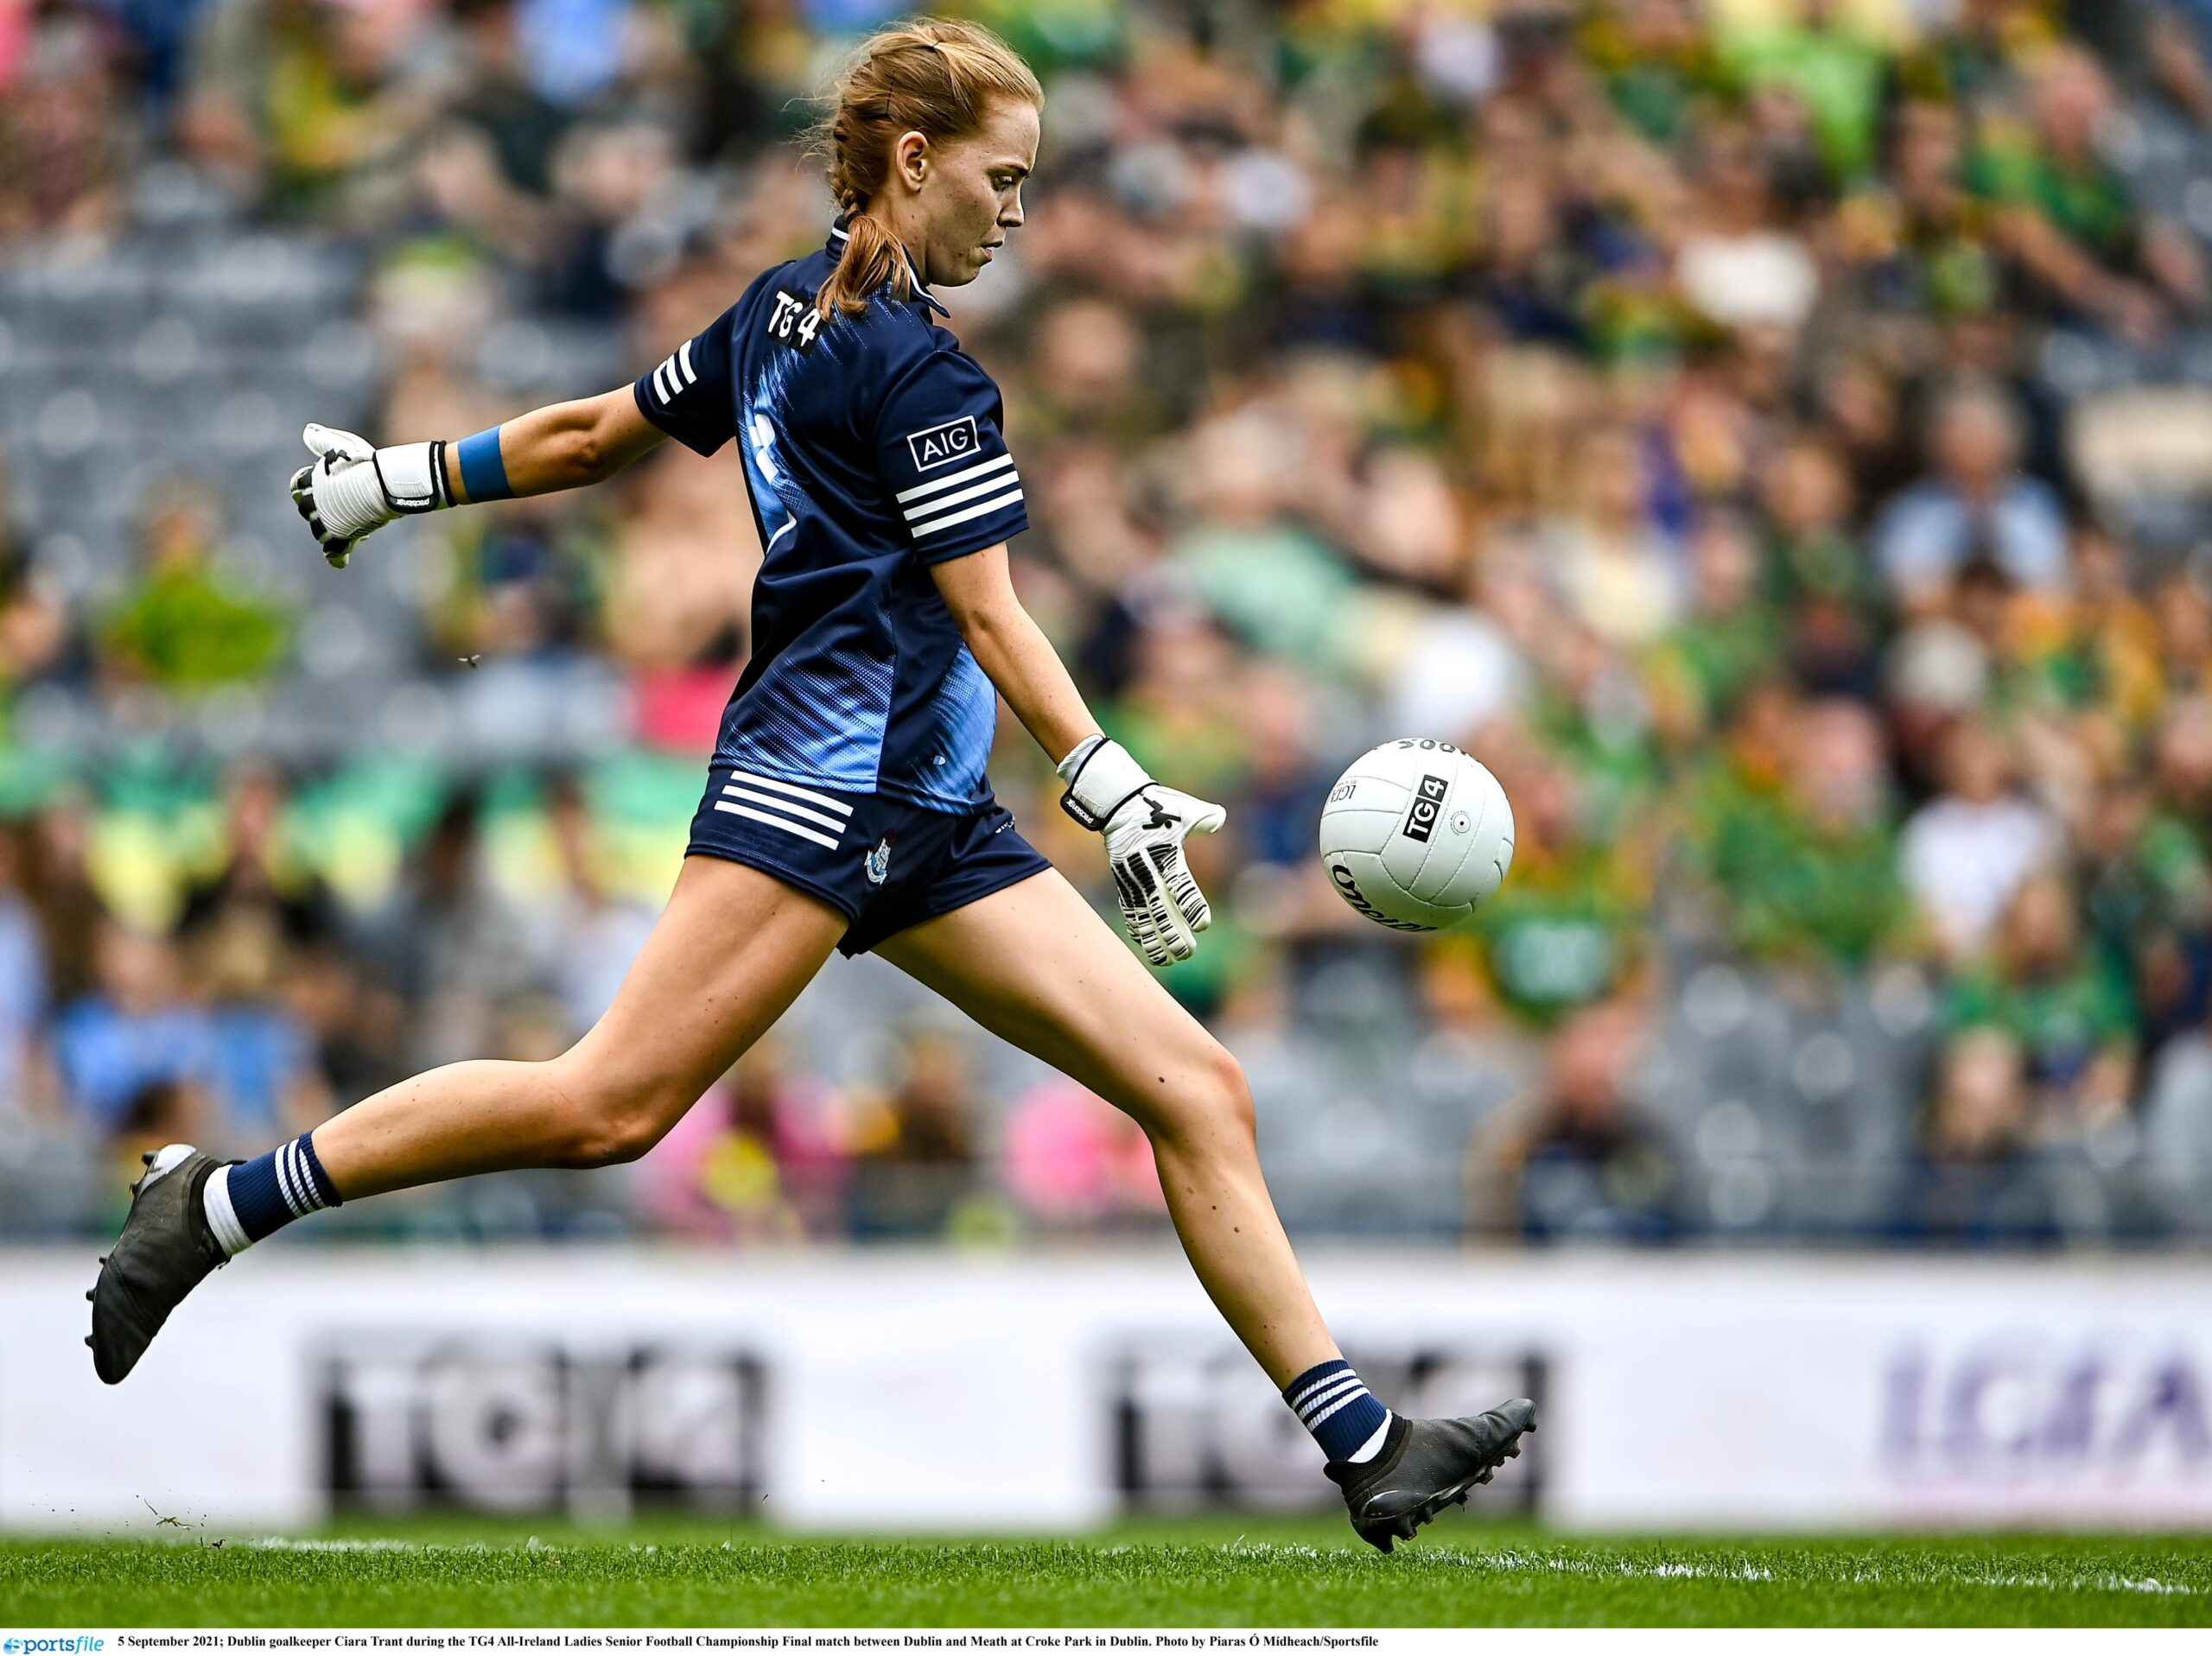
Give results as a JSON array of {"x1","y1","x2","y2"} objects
[
  {"x1": 564, "y1": 1109, "x2": 665, "y2": 1168},
  {"x1": 1156, "y1": 1040, "x2": 1256, "y2": 1152},
  {"x1": 1205, "y1": 1044, "x2": 1259, "y2": 1145},
  {"x1": 545, "y1": 1060, "x2": 690, "y2": 1168}
]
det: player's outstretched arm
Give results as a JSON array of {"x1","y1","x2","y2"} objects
[
  {"x1": 290, "y1": 387, "x2": 664, "y2": 568},
  {"x1": 930, "y1": 545, "x2": 1224, "y2": 965}
]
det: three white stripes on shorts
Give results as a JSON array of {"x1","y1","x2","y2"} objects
[
  {"x1": 713, "y1": 770, "x2": 853, "y2": 851},
  {"x1": 652, "y1": 341, "x2": 697, "y2": 406},
  {"x1": 1287, "y1": 1367, "x2": 1374, "y2": 1433},
  {"x1": 897, "y1": 454, "x2": 1022, "y2": 542}
]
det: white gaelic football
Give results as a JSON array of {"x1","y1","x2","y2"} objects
[{"x1": 1319, "y1": 739, "x2": 1516, "y2": 931}]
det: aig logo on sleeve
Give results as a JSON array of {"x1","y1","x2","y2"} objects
[{"x1": 906, "y1": 416, "x2": 981, "y2": 473}]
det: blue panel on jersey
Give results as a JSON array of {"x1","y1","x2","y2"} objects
[
  {"x1": 904, "y1": 644, "x2": 997, "y2": 807},
  {"x1": 719, "y1": 643, "x2": 896, "y2": 792},
  {"x1": 741, "y1": 357, "x2": 802, "y2": 549}
]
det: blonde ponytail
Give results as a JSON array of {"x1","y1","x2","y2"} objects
[
  {"x1": 822, "y1": 214, "x2": 910, "y2": 320},
  {"x1": 809, "y1": 18, "x2": 1042, "y2": 320}
]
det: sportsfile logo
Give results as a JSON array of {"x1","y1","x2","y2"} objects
[
  {"x1": 5, "y1": 1639, "x2": 105, "y2": 1652},
  {"x1": 1401, "y1": 773, "x2": 1448, "y2": 844},
  {"x1": 906, "y1": 416, "x2": 980, "y2": 472}
]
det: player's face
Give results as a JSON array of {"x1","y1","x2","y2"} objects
[{"x1": 919, "y1": 96, "x2": 1039, "y2": 287}]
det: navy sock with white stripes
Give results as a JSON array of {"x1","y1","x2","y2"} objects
[
  {"x1": 1284, "y1": 1358, "x2": 1393, "y2": 1464},
  {"x1": 199, "y1": 1132, "x2": 342, "y2": 1257}
]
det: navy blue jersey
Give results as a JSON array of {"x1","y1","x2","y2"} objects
[{"x1": 632, "y1": 224, "x2": 1026, "y2": 813}]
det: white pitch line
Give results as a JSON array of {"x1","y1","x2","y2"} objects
[
  {"x1": 1469, "y1": 1548, "x2": 1774, "y2": 1585},
  {"x1": 1215, "y1": 1543, "x2": 2203, "y2": 1601},
  {"x1": 241, "y1": 1538, "x2": 424, "y2": 1551},
  {"x1": 1462, "y1": 1548, "x2": 2202, "y2": 1598},
  {"x1": 1959, "y1": 1570, "x2": 2198, "y2": 1597}
]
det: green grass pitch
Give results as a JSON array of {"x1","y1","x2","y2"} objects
[{"x1": 4, "y1": 1515, "x2": 2209, "y2": 1627}]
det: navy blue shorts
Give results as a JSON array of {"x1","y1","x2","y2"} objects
[{"x1": 684, "y1": 765, "x2": 1053, "y2": 958}]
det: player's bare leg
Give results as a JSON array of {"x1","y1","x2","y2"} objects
[
  {"x1": 876, "y1": 865, "x2": 1334, "y2": 1385},
  {"x1": 317, "y1": 857, "x2": 844, "y2": 1196},
  {"x1": 88, "y1": 856, "x2": 845, "y2": 1382},
  {"x1": 874, "y1": 867, "x2": 1535, "y2": 1550}
]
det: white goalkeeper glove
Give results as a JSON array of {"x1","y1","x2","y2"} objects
[
  {"x1": 1058, "y1": 736, "x2": 1226, "y2": 966},
  {"x1": 289, "y1": 424, "x2": 448, "y2": 568}
]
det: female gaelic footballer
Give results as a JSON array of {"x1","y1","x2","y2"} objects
[{"x1": 87, "y1": 18, "x2": 1530, "y2": 1550}]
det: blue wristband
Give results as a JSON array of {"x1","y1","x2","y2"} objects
[{"x1": 454, "y1": 426, "x2": 512, "y2": 502}]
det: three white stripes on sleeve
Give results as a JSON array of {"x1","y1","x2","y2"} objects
[
  {"x1": 652, "y1": 341, "x2": 697, "y2": 406},
  {"x1": 711, "y1": 770, "x2": 855, "y2": 852},
  {"x1": 896, "y1": 453, "x2": 1022, "y2": 542}
]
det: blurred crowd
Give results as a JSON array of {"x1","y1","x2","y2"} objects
[{"x1": 3, "y1": 0, "x2": 2212, "y2": 1247}]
